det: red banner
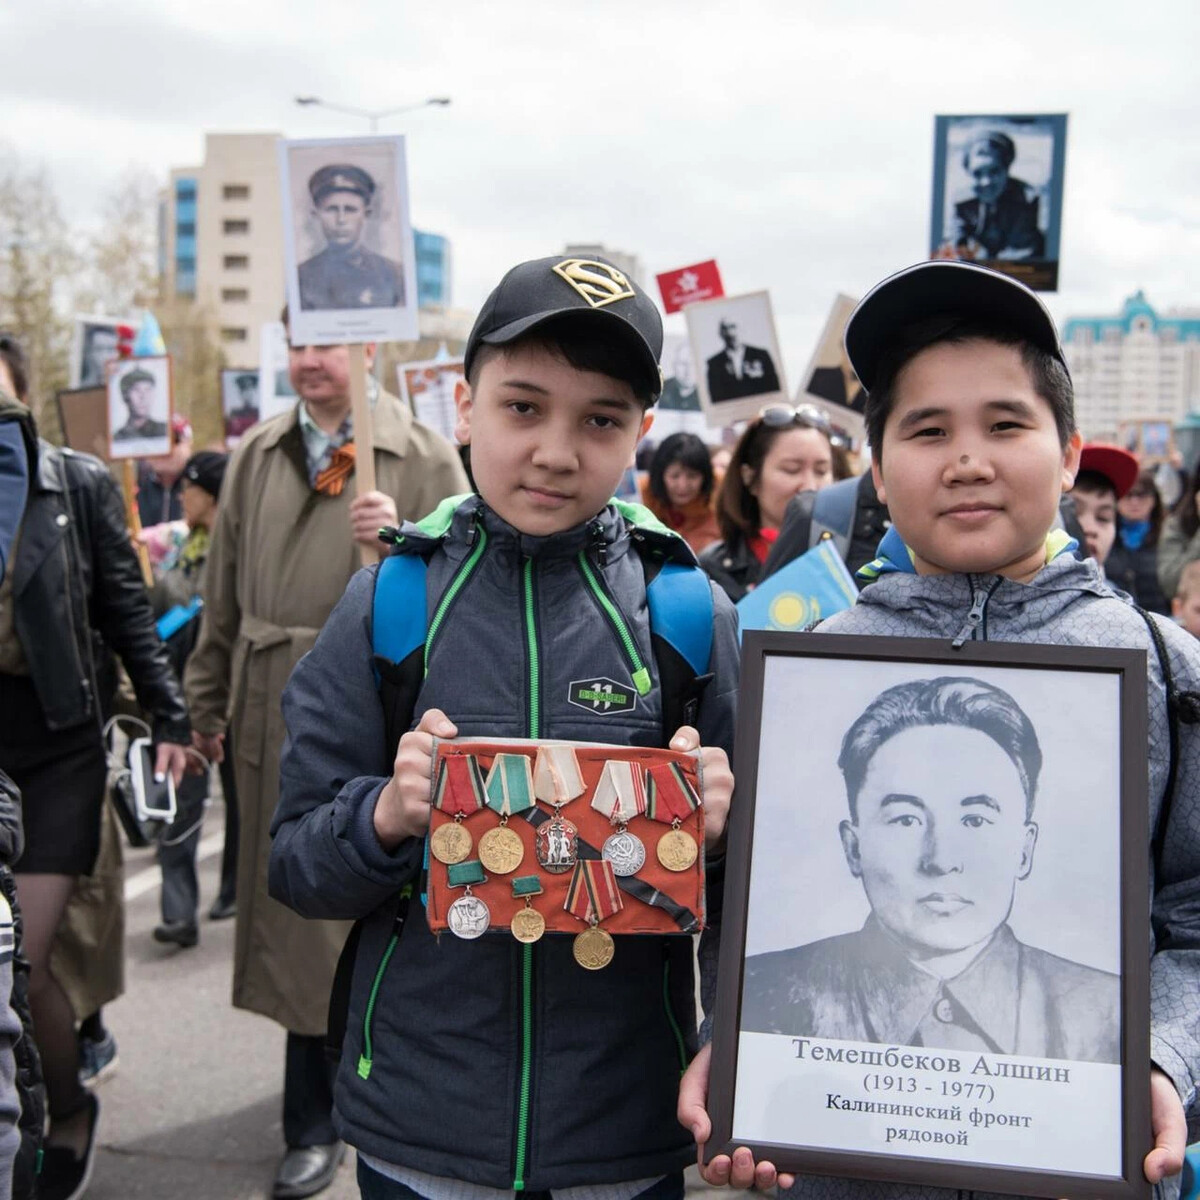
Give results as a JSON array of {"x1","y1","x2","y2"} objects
[{"x1": 656, "y1": 260, "x2": 724, "y2": 314}]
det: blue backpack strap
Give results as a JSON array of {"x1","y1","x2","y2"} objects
[
  {"x1": 372, "y1": 553, "x2": 429, "y2": 671},
  {"x1": 808, "y1": 476, "x2": 859, "y2": 556},
  {"x1": 646, "y1": 560, "x2": 712, "y2": 677}
]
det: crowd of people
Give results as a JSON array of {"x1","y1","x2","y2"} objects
[{"x1": 0, "y1": 250, "x2": 1196, "y2": 1200}]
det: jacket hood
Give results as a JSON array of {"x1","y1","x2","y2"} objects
[{"x1": 385, "y1": 493, "x2": 698, "y2": 566}]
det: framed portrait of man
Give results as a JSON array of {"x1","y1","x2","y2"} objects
[
  {"x1": 107, "y1": 356, "x2": 173, "y2": 460},
  {"x1": 708, "y1": 633, "x2": 1150, "y2": 1199},
  {"x1": 279, "y1": 135, "x2": 418, "y2": 347},
  {"x1": 929, "y1": 114, "x2": 1069, "y2": 292},
  {"x1": 257, "y1": 321, "x2": 299, "y2": 426},
  {"x1": 685, "y1": 291, "x2": 788, "y2": 427},
  {"x1": 220, "y1": 368, "x2": 262, "y2": 447},
  {"x1": 69, "y1": 315, "x2": 134, "y2": 389},
  {"x1": 397, "y1": 357, "x2": 464, "y2": 444}
]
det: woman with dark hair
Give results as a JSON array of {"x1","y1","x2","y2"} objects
[
  {"x1": 699, "y1": 405, "x2": 838, "y2": 602},
  {"x1": 639, "y1": 432, "x2": 719, "y2": 554},
  {"x1": 1107, "y1": 468, "x2": 1168, "y2": 613},
  {"x1": 1158, "y1": 461, "x2": 1200, "y2": 601}
]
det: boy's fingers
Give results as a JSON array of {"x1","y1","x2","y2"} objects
[
  {"x1": 677, "y1": 1047, "x2": 712, "y2": 1145},
  {"x1": 670, "y1": 725, "x2": 699, "y2": 752},
  {"x1": 1145, "y1": 1068, "x2": 1187, "y2": 1182},
  {"x1": 415, "y1": 707, "x2": 457, "y2": 739},
  {"x1": 699, "y1": 1153, "x2": 732, "y2": 1187},
  {"x1": 728, "y1": 1147, "x2": 757, "y2": 1189}
]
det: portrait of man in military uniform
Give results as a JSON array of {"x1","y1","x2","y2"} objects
[
  {"x1": 297, "y1": 164, "x2": 406, "y2": 312},
  {"x1": 222, "y1": 369, "x2": 261, "y2": 442},
  {"x1": 111, "y1": 364, "x2": 169, "y2": 445},
  {"x1": 741, "y1": 675, "x2": 1120, "y2": 1064},
  {"x1": 950, "y1": 131, "x2": 1045, "y2": 262}
]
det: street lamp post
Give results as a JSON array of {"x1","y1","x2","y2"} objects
[{"x1": 294, "y1": 95, "x2": 451, "y2": 133}]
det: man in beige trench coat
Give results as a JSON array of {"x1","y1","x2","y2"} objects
[{"x1": 185, "y1": 332, "x2": 467, "y2": 1199}]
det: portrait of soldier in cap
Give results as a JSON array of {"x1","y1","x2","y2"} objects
[
  {"x1": 222, "y1": 369, "x2": 261, "y2": 441},
  {"x1": 113, "y1": 365, "x2": 168, "y2": 442},
  {"x1": 741, "y1": 675, "x2": 1119, "y2": 1064},
  {"x1": 297, "y1": 163, "x2": 406, "y2": 311},
  {"x1": 950, "y1": 130, "x2": 1045, "y2": 262}
]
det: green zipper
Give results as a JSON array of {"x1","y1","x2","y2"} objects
[
  {"x1": 576, "y1": 552, "x2": 651, "y2": 696},
  {"x1": 424, "y1": 525, "x2": 489, "y2": 673},
  {"x1": 513, "y1": 558, "x2": 541, "y2": 1189},
  {"x1": 663, "y1": 958, "x2": 688, "y2": 1076}
]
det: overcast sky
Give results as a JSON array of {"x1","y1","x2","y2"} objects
[{"x1": 5, "y1": 0, "x2": 1199, "y2": 384}]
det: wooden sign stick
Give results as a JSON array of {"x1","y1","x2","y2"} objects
[
  {"x1": 121, "y1": 458, "x2": 155, "y2": 587},
  {"x1": 349, "y1": 344, "x2": 379, "y2": 566}
]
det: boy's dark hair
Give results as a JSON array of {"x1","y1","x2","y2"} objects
[
  {"x1": 649, "y1": 433, "x2": 714, "y2": 508},
  {"x1": 865, "y1": 316, "x2": 1076, "y2": 457},
  {"x1": 466, "y1": 314, "x2": 658, "y2": 409},
  {"x1": 1072, "y1": 469, "x2": 1117, "y2": 500},
  {"x1": 838, "y1": 675, "x2": 1042, "y2": 821},
  {"x1": 0, "y1": 333, "x2": 29, "y2": 402}
]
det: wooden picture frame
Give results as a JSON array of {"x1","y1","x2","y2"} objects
[{"x1": 708, "y1": 632, "x2": 1150, "y2": 1200}]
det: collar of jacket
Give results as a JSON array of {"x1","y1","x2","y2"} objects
[
  {"x1": 34, "y1": 439, "x2": 68, "y2": 494},
  {"x1": 256, "y1": 388, "x2": 416, "y2": 460},
  {"x1": 391, "y1": 493, "x2": 697, "y2": 566},
  {"x1": 858, "y1": 524, "x2": 1079, "y2": 581}
]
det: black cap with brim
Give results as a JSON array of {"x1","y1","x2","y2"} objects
[
  {"x1": 464, "y1": 256, "x2": 664, "y2": 399},
  {"x1": 844, "y1": 261, "x2": 1068, "y2": 393}
]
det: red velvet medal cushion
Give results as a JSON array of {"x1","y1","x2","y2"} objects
[{"x1": 427, "y1": 740, "x2": 705, "y2": 936}]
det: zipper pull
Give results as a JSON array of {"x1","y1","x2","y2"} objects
[
  {"x1": 590, "y1": 520, "x2": 607, "y2": 568},
  {"x1": 952, "y1": 587, "x2": 988, "y2": 649}
]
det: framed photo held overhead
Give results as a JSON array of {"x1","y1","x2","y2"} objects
[
  {"x1": 106, "y1": 356, "x2": 173, "y2": 461},
  {"x1": 278, "y1": 135, "x2": 418, "y2": 346},
  {"x1": 220, "y1": 367, "x2": 262, "y2": 447},
  {"x1": 684, "y1": 290, "x2": 788, "y2": 427},
  {"x1": 397, "y1": 357, "x2": 464, "y2": 444},
  {"x1": 708, "y1": 632, "x2": 1150, "y2": 1200}
]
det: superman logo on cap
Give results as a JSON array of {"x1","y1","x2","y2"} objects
[{"x1": 552, "y1": 259, "x2": 636, "y2": 309}]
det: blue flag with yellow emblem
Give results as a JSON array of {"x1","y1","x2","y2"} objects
[{"x1": 735, "y1": 539, "x2": 857, "y2": 638}]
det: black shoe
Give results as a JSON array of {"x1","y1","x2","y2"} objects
[
  {"x1": 40, "y1": 1092, "x2": 99, "y2": 1200},
  {"x1": 153, "y1": 920, "x2": 199, "y2": 948},
  {"x1": 273, "y1": 1142, "x2": 345, "y2": 1198},
  {"x1": 208, "y1": 896, "x2": 237, "y2": 921}
]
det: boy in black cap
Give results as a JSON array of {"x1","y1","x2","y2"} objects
[
  {"x1": 271, "y1": 256, "x2": 739, "y2": 1198},
  {"x1": 298, "y1": 163, "x2": 405, "y2": 311},
  {"x1": 681, "y1": 260, "x2": 1196, "y2": 1197}
]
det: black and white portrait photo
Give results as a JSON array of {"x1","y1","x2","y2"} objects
[
  {"x1": 685, "y1": 290, "x2": 787, "y2": 426},
  {"x1": 930, "y1": 114, "x2": 1068, "y2": 292},
  {"x1": 107, "y1": 356, "x2": 172, "y2": 460},
  {"x1": 221, "y1": 368, "x2": 261, "y2": 446},
  {"x1": 70, "y1": 315, "x2": 132, "y2": 388},
  {"x1": 258, "y1": 320, "x2": 300, "y2": 425},
  {"x1": 704, "y1": 637, "x2": 1148, "y2": 1192},
  {"x1": 649, "y1": 335, "x2": 718, "y2": 443},
  {"x1": 799, "y1": 294, "x2": 866, "y2": 444},
  {"x1": 279, "y1": 136, "x2": 418, "y2": 346}
]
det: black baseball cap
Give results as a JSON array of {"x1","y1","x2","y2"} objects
[
  {"x1": 464, "y1": 256, "x2": 664, "y2": 399},
  {"x1": 844, "y1": 261, "x2": 1068, "y2": 392}
]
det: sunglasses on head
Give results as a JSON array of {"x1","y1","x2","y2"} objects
[{"x1": 757, "y1": 403, "x2": 832, "y2": 433}]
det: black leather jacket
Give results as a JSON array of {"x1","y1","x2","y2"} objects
[
  {"x1": 698, "y1": 533, "x2": 761, "y2": 603},
  {"x1": 11, "y1": 440, "x2": 188, "y2": 743}
]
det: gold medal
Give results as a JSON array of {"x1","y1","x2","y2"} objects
[
  {"x1": 657, "y1": 827, "x2": 698, "y2": 872},
  {"x1": 511, "y1": 906, "x2": 546, "y2": 944},
  {"x1": 430, "y1": 821, "x2": 472, "y2": 865},
  {"x1": 572, "y1": 925, "x2": 615, "y2": 970},
  {"x1": 478, "y1": 825, "x2": 524, "y2": 875}
]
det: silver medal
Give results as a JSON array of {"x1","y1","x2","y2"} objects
[
  {"x1": 447, "y1": 894, "x2": 491, "y2": 939},
  {"x1": 602, "y1": 830, "x2": 646, "y2": 877},
  {"x1": 535, "y1": 816, "x2": 578, "y2": 874}
]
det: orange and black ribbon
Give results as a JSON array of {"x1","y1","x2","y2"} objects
[
  {"x1": 645, "y1": 761, "x2": 699, "y2": 825},
  {"x1": 314, "y1": 442, "x2": 356, "y2": 496},
  {"x1": 564, "y1": 858, "x2": 623, "y2": 925}
]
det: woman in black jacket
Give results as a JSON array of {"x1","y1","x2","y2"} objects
[
  {"x1": 1107, "y1": 468, "x2": 1169, "y2": 614},
  {"x1": 0, "y1": 338, "x2": 189, "y2": 1199}
]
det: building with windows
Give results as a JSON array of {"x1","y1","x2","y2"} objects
[
  {"x1": 1062, "y1": 291, "x2": 1200, "y2": 442},
  {"x1": 561, "y1": 243, "x2": 643, "y2": 287},
  {"x1": 414, "y1": 230, "x2": 452, "y2": 308}
]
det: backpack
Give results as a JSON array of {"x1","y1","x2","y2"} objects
[{"x1": 326, "y1": 518, "x2": 717, "y2": 1064}]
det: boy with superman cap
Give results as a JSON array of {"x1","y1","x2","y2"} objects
[
  {"x1": 271, "y1": 255, "x2": 739, "y2": 1198},
  {"x1": 682, "y1": 260, "x2": 1198, "y2": 1198}
]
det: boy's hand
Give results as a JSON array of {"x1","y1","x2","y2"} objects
[
  {"x1": 374, "y1": 708, "x2": 457, "y2": 851},
  {"x1": 670, "y1": 726, "x2": 732, "y2": 849},
  {"x1": 350, "y1": 490, "x2": 399, "y2": 550},
  {"x1": 1145, "y1": 1067, "x2": 1186, "y2": 1183},
  {"x1": 678, "y1": 1044, "x2": 795, "y2": 1190}
]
